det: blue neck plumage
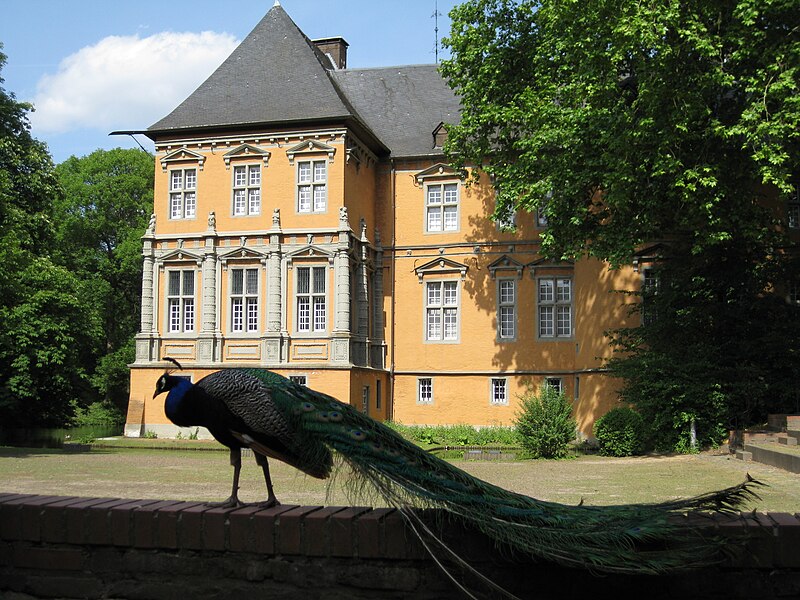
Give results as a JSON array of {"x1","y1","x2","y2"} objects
[{"x1": 164, "y1": 377, "x2": 194, "y2": 424}]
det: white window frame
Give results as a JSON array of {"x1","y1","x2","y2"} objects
[
  {"x1": 789, "y1": 203, "x2": 799, "y2": 229},
  {"x1": 230, "y1": 267, "x2": 259, "y2": 333},
  {"x1": 490, "y1": 378, "x2": 509, "y2": 405},
  {"x1": 232, "y1": 164, "x2": 261, "y2": 216},
  {"x1": 289, "y1": 375, "x2": 308, "y2": 386},
  {"x1": 295, "y1": 265, "x2": 327, "y2": 333},
  {"x1": 166, "y1": 269, "x2": 196, "y2": 333},
  {"x1": 297, "y1": 160, "x2": 327, "y2": 213},
  {"x1": 168, "y1": 168, "x2": 197, "y2": 220},
  {"x1": 425, "y1": 280, "x2": 460, "y2": 342},
  {"x1": 497, "y1": 278, "x2": 517, "y2": 341},
  {"x1": 537, "y1": 277, "x2": 573, "y2": 339},
  {"x1": 417, "y1": 377, "x2": 434, "y2": 404},
  {"x1": 425, "y1": 182, "x2": 459, "y2": 232},
  {"x1": 789, "y1": 281, "x2": 799, "y2": 306},
  {"x1": 545, "y1": 377, "x2": 563, "y2": 394}
]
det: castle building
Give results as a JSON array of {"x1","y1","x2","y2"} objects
[{"x1": 125, "y1": 3, "x2": 641, "y2": 439}]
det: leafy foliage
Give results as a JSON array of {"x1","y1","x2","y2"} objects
[
  {"x1": 384, "y1": 422, "x2": 519, "y2": 446},
  {"x1": 514, "y1": 385, "x2": 577, "y2": 459},
  {"x1": 72, "y1": 400, "x2": 125, "y2": 428},
  {"x1": 442, "y1": 0, "x2": 799, "y2": 443},
  {"x1": 442, "y1": 0, "x2": 799, "y2": 265},
  {"x1": 594, "y1": 407, "x2": 647, "y2": 457}
]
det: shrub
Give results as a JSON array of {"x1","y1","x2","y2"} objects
[
  {"x1": 514, "y1": 385, "x2": 576, "y2": 459},
  {"x1": 72, "y1": 401, "x2": 124, "y2": 428},
  {"x1": 594, "y1": 407, "x2": 646, "y2": 457},
  {"x1": 384, "y1": 422, "x2": 518, "y2": 447}
]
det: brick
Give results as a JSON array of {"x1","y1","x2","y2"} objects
[
  {"x1": 84, "y1": 499, "x2": 132, "y2": 545},
  {"x1": 203, "y1": 505, "x2": 240, "y2": 551},
  {"x1": 252, "y1": 504, "x2": 298, "y2": 554},
  {"x1": 177, "y1": 503, "x2": 211, "y2": 550},
  {"x1": 330, "y1": 506, "x2": 371, "y2": 557},
  {"x1": 228, "y1": 505, "x2": 267, "y2": 552},
  {"x1": 276, "y1": 505, "x2": 323, "y2": 555},
  {"x1": 20, "y1": 496, "x2": 71, "y2": 541},
  {"x1": 303, "y1": 506, "x2": 347, "y2": 557},
  {"x1": 356, "y1": 507, "x2": 395, "y2": 559},
  {"x1": 0, "y1": 495, "x2": 40, "y2": 540},
  {"x1": 13, "y1": 545, "x2": 85, "y2": 571},
  {"x1": 133, "y1": 500, "x2": 185, "y2": 549},
  {"x1": 156, "y1": 502, "x2": 205, "y2": 549},
  {"x1": 40, "y1": 497, "x2": 92, "y2": 543},
  {"x1": 108, "y1": 500, "x2": 160, "y2": 547},
  {"x1": 768, "y1": 512, "x2": 800, "y2": 568},
  {"x1": 64, "y1": 498, "x2": 118, "y2": 544}
]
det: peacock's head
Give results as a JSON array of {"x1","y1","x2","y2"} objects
[{"x1": 153, "y1": 357, "x2": 185, "y2": 398}]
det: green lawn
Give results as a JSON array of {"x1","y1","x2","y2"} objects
[{"x1": 1, "y1": 443, "x2": 798, "y2": 512}]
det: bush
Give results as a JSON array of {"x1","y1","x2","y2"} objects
[
  {"x1": 384, "y1": 422, "x2": 518, "y2": 446},
  {"x1": 514, "y1": 385, "x2": 576, "y2": 459},
  {"x1": 72, "y1": 401, "x2": 125, "y2": 428},
  {"x1": 594, "y1": 407, "x2": 646, "y2": 457}
]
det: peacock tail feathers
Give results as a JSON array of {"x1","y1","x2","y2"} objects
[{"x1": 242, "y1": 369, "x2": 762, "y2": 576}]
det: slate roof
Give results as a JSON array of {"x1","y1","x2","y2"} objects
[
  {"x1": 331, "y1": 66, "x2": 461, "y2": 158},
  {"x1": 146, "y1": 3, "x2": 460, "y2": 158}
]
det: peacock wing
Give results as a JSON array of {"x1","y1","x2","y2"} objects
[{"x1": 197, "y1": 369, "x2": 332, "y2": 479}]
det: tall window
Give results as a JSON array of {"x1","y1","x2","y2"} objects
[
  {"x1": 297, "y1": 160, "x2": 327, "y2": 213},
  {"x1": 490, "y1": 378, "x2": 508, "y2": 405},
  {"x1": 789, "y1": 202, "x2": 799, "y2": 229},
  {"x1": 232, "y1": 165, "x2": 261, "y2": 216},
  {"x1": 426, "y1": 280, "x2": 459, "y2": 341},
  {"x1": 167, "y1": 270, "x2": 195, "y2": 333},
  {"x1": 538, "y1": 277, "x2": 572, "y2": 338},
  {"x1": 296, "y1": 266, "x2": 326, "y2": 332},
  {"x1": 418, "y1": 378, "x2": 433, "y2": 404},
  {"x1": 230, "y1": 267, "x2": 259, "y2": 333},
  {"x1": 497, "y1": 279, "x2": 516, "y2": 340},
  {"x1": 169, "y1": 168, "x2": 197, "y2": 219},
  {"x1": 642, "y1": 268, "x2": 660, "y2": 325},
  {"x1": 426, "y1": 183, "x2": 459, "y2": 232}
]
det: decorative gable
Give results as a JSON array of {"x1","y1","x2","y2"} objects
[
  {"x1": 488, "y1": 256, "x2": 525, "y2": 280},
  {"x1": 286, "y1": 244, "x2": 335, "y2": 266},
  {"x1": 414, "y1": 257, "x2": 468, "y2": 283},
  {"x1": 526, "y1": 258, "x2": 574, "y2": 278},
  {"x1": 158, "y1": 247, "x2": 203, "y2": 266},
  {"x1": 219, "y1": 246, "x2": 268, "y2": 268},
  {"x1": 223, "y1": 144, "x2": 271, "y2": 169},
  {"x1": 415, "y1": 163, "x2": 464, "y2": 185},
  {"x1": 285, "y1": 139, "x2": 336, "y2": 165},
  {"x1": 432, "y1": 122, "x2": 448, "y2": 149},
  {"x1": 160, "y1": 148, "x2": 205, "y2": 172}
]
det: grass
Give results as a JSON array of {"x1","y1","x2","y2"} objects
[{"x1": 1, "y1": 442, "x2": 799, "y2": 512}]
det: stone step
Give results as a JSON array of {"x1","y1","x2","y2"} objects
[{"x1": 741, "y1": 443, "x2": 800, "y2": 474}]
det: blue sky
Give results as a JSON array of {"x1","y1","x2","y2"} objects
[{"x1": 0, "y1": 0, "x2": 459, "y2": 164}]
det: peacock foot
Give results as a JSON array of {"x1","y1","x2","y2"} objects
[
  {"x1": 255, "y1": 498, "x2": 281, "y2": 509},
  {"x1": 206, "y1": 496, "x2": 245, "y2": 509}
]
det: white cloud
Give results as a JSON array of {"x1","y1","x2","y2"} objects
[{"x1": 30, "y1": 31, "x2": 239, "y2": 134}]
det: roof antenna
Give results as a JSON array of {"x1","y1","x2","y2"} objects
[{"x1": 432, "y1": 0, "x2": 441, "y2": 64}]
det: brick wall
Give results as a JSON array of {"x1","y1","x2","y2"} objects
[{"x1": 1, "y1": 493, "x2": 800, "y2": 599}]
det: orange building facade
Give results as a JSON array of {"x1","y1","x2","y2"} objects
[{"x1": 125, "y1": 4, "x2": 641, "y2": 439}]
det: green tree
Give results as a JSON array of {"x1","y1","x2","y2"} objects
[
  {"x1": 0, "y1": 47, "x2": 102, "y2": 427},
  {"x1": 441, "y1": 0, "x2": 798, "y2": 264},
  {"x1": 54, "y1": 148, "x2": 153, "y2": 409},
  {"x1": 442, "y1": 0, "x2": 799, "y2": 446}
]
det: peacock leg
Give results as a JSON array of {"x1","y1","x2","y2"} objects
[
  {"x1": 254, "y1": 451, "x2": 280, "y2": 508},
  {"x1": 207, "y1": 447, "x2": 243, "y2": 508}
]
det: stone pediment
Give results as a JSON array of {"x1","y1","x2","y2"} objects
[
  {"x1": 158, "y1": 248, "x2": 203, "y2": 265},
  {"x1": 526, "y1": 258, "x2": 574, "y2": 278},
  {"x1": 414, "y1": 257, "x2": 468, "y2": 283},
  {"x1": 223, "y1": 144, "x2": 271, "y2": 168},
  {"x1": 218, "y1": 246, "x2": 268, "y2": 266},
  {"x1": 286, "y1": 245, "x2": 335, "y2": 265},
  {"x1": 285, "y1": 139, "x2": 336, "y2": 165},
  {"x1": 415, "y1": 163, "x2": 464, "y2": 184},
  {"x1": 159, "y1": 148, "x2": 205, "y2": 172},
  {"x1": 488, "y1": 255, "x2": 525, "y2": 279}
]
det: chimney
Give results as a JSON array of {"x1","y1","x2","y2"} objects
[{"x1": 313, "y1": 37, "x2": 349, "y2": 70}]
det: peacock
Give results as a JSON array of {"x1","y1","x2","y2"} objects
[{"x1": 152, "y1": 361, "x2": 761, "y2": 588}]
